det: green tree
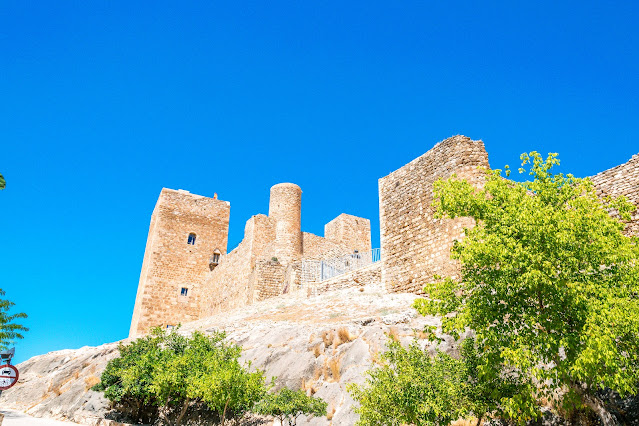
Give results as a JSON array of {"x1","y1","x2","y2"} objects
[
  {"x1": 0, "y1": 172, "x2": 5, "y2": 190},
  {"x1": 256, "y1": 387, "x2": 327, "y2": 426},
  {"x1": 414, "y1": 152, "x2": 639, "y2": 424},
  {"x1": 94, "y1": 328, "x2": 327, "y2": 425},
  {"x1": 94, "y1": 328, "x2": 268, "y2": 425},
  {"x1": 348, "y1": 337, "x2": 522, "y2": 426},
  {"x1": 0, "y1": 288, "x2": 28, "y2": 350}
]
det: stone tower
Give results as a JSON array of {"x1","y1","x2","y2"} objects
[
  {"x1": 129, "y1": 188, "x2": 230, "y2": 337},
  {"x1": 325, "y1": 213, "x2": 372, "y2": 253},
  {"x1": 268, "y1": 183, "x2": 303, "y2": 260}
]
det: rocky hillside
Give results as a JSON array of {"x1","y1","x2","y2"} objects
[{"x1": 0, "y1": 284, "x2": 459, "y2": 425}]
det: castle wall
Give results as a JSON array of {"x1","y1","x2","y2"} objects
[
  {"x1": 253, "y1": 259, "x2": 288, "y2": 300},
  {"x1": 378, "y1": 135, "x2": 489, "y2": 294},
  {"x1": 590, "y1": 154, "x2": 639, "y2": 237},
  {"x1": 199, "y1": 214, "x2": 276, "y2": 317},
  {"x1": 311, "y1": 262, "x2": 382, "y2": 295},
  {"x1": 129, "y1": 189, "x2": 230, "y2": 337},
  {"x1": 325, "y1": 214, "x2": 372, "y2": 253},
  {"x1": 301, "y1": 232, "x2": 354, "y2": 260}
]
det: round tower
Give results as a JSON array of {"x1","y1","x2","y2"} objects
[{"x1": 268, "y1": 183, "x2": 302, "y2": 260}]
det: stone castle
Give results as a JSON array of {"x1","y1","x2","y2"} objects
[{"x1": 130, "y1": 136, "x2": 639, "y2": 337}]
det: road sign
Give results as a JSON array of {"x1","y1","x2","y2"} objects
[{"x1": 0, "y1": 364, "x2": 19, "y2": 390}]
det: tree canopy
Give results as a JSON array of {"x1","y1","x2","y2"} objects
[
  {"x1": 349, "y1": 337, "x2": 524, "y2": 426},
  {"x1": 0, "y1": 172, "x2": 5, "y2": 190},
  {"x1": 414, "y1": 152, "x2": 639, "y2": 423},
  {"x1": 0, "y1": 288, "x2": 28, "y2": 350},
  {"x1": 93, "y1": 327, "x2": 326, "y2": 425}
]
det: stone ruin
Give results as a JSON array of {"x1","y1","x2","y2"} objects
[{"x1": 130, "y1": 136, "x2": 639, "y2": 336}]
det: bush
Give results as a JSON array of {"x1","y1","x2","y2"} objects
[
  {"x1": 93, "y1": 328, "x2": 267, "y2": 425},
  {"x1": 256, "y1": 387, "x2": 327, "y2": 425},
  {"x1": 93, "y1": 327, "x2": 328, "y2": 425},
  {"x1": 348, "y1": 337, "x2": 523, "y2": 426}
]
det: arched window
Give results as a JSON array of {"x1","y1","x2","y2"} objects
[{"x1": 187, "y1": 233, "x2": 196, "y2": 245}]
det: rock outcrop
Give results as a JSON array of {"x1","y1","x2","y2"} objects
[{"x1": 0, "y1": 285, "x2": 456, "y2": 425}]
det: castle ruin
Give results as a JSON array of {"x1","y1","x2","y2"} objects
[{"x1": 130, "y1": 136, "x2": 639, "y2": 336}]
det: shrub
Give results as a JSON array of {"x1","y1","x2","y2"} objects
[
  {"x1": 93, "y1": 328, "x2": 267, "y2": 425},
  {"x1": 93, "y1": 327, "x2": 328, "y2": 425},
  {"x1": 348, "y1": 338, "x2": 523, "y2": 426},
  {"x1": 256, "y1": 387, "x2": 327, "y2": 426}
]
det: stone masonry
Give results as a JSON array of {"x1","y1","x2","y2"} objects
[
  {"x1": 378, "y1": 135, "x2": 490, "y2": 294},
  {"x1": 590, "y1": 154, "x2": 639, "y2": 237},
  {"x1": 131, "y1": 136, "x2": 638, "y2": 335},
  {"x1": 131, "y1": 184, "x2": 371, "y2": 334},
  {"x1": 129, "y1": 188, "x2": 230, "y2": 337}
]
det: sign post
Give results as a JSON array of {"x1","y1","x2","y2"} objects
[{"x1": 0, "y1": 348, "x2": 19, "y2": 398}]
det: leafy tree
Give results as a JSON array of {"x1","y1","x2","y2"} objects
[
  {"x1": 0, "y1": 288, "x2": 28, "y2": 350},
  {"x1": 349, "y1": 337, "x2": 523, "y2": 426},
  {"x1": 94, "y1": 328, "x2": 268, "y2": 425},
  {"x1": 94, "y1": 328, "x2": 327, "y2": 425},
  {"x1": 256, "y1": 387, "x2": 327, "y2": 426},
  {"x1": 0, "y1": 172, "x2": 5, "y2": 190},
  {"x1": 414, "y1": 152, "x2": 639, "y2": 424}
]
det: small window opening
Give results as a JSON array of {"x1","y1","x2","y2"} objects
[
  {"x1": 187, "y1": 233, "x2": 196, "y2": 245},
  {"x1": 180, "y1": 287, "x2": 188, "y2": 296},
  {"x1": 209, "y1": 249, "x2": 222, "y2": 271}
]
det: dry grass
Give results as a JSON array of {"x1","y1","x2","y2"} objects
[
  {"x1": 328, "y1": 357, "x2": 341, "y2": 381},
  {"x1": 326, "y1": 404, "x2": 336, "y2": 420},
  {"x1": 451, "y1": 419, "x2": 481, "y2": 426},
  {"x1": 387, "y1": 326, "x2": 400, "y2": 341},
  {"x1": 84, "y1": 375, "x2": 101, "y2": 391},
  {"x1": 312, "y1": 343, "x2": 323, "y2": 357},
  {"x1": 414, "y1": 329, "x2": 430, "y2": 339},
  {"x1": 313, "y1": 366, "x2": 322, "y2": 381},
  {"x1": 321, "y1": 330, "x2": 334, "y2": 347},
  {"x1": 336, "y1": 327, "x2": 354, "y2": 345}
]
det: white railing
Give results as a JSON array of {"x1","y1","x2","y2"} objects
[{"x1": 301, "y1": 248, "x2": 381, "y2": 284}]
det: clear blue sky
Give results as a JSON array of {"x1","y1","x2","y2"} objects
[{"x1": 1, "y1": 1, "x2": 638, "y2": 364}]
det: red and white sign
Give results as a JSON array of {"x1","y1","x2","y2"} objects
[{"x1": 0, "y1": 364, "x2": 19, "y2": 390}]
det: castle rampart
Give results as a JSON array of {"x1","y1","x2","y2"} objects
[{"x1": 378, "y1": 135, "x2": 489, "y2": 294}]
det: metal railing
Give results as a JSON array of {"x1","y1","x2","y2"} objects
[{"x1": 301, "y1": 248, "x2": 381, "y2": 284}]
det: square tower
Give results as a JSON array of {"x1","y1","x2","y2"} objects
[
  {"x1": 324, "y1": 213, "x2": 372, "y2": 253},
  {"x1": 129, "y1": 188, "x2": 230, "y2": 337}
]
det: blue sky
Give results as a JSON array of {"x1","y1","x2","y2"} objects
[{"x1": 1, "y1": 1, "x2": 638, "y2": 364}]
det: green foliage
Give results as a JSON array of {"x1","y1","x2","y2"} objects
[
  {"x1": 256, "y1": 387, "x2": 327, "y2": 425},
  {"x1": 349, "y1": 337, "x2": 522, "y2": 426},
  {"x1": 414, "y1": 152, "x2": 639, "y2": 421},
  {"x1": 94, "y1": 328, "x2": 268, "y2": 425},
  {"x1": 0, "y1": 288, "x2": 28, "y2": 350},
  {"x1": 94, "y1": 328, "x2": 328, "y2": 425},
  {"x1": 0, "y1": 172, "x2": 5, "y2": 190}
]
